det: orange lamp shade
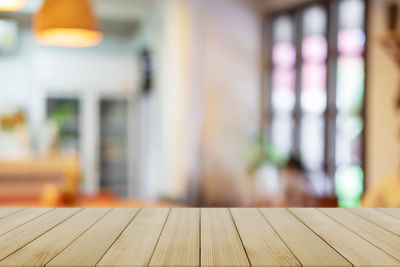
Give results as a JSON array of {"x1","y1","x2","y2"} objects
[
  {"x1": 33, "y1": 0, "x2": 102, "y2": 48},
  {"x1": 0, "y1": 0, "x2": 25, "y2": 11}
]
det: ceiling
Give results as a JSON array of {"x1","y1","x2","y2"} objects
[
  {"x1": 250, "y1": 0, "x2": 315, "y2": 14},
  {"x1": 13, "y1": 0, "x2": 318, "y2": 21},
  {"x1": 18, "y1": 0, "x2": 157, "y2": 22}
]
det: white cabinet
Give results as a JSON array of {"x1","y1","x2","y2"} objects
[{"x1": 45, "y1": 92, "x2": 140, "y2": 198}]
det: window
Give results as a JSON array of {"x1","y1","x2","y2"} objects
[
  {"x1": 47, "y1": 97, "x2": 80, "y2": 154},
  {"x1": 0, "y1": 19, "x2": 18, "y2": 53},
  {"x1": 266, "y1": 0, "x2": 367, "y2": 207}
]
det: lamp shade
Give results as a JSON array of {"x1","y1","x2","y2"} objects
[
  {"x1": 33, "y1": 0, "x2": 102, "y2": 48},
  {"x1": 0, "y1": 0, "x2": 25, "y2": 11}
]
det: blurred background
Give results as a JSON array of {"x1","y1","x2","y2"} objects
[{"x1": 0, "y1": 0, "x2": 399, "y2": 208}]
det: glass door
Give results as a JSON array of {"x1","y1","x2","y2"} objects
[{"x1": 99, "y1": 99, "x2": 129, "y2": 197}]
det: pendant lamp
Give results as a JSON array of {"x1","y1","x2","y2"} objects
[
  {"x1": 33, "y1": 0, "x2": 102, "y2": 48},
  {"x1": 0, "y1": 0, "x2": 25, "y2": 11}
]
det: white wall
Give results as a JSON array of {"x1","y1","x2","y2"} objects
[
  {"x1": 0, "y1": 23, "x2": 139, "y2": 195},
  {"x1": 133, "y1": 0, "x2": 204, "y2": 201},
  {"x1": 128, "y1": 0, "x2": 166, "y2": 200}
]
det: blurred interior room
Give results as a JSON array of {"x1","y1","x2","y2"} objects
[{"x1": 0, "y1": 0, "x2": 399, "y2": 208}]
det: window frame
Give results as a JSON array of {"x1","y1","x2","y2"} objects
[{"x1": 261, "y1": 0, "x2": 369, "y2": 197}]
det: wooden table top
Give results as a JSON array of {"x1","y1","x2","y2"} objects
[{"x1": 0, "y1": 208, "x2": 399, "y2": 266}]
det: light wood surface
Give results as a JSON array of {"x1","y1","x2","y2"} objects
[
  {"x1": 0, "y1": 208, "x2": 110, "y2": 266},
  {"x1": 0, "y1": 208, "x2": 80, "y2": 261},
  {"x1": 47, "y1": 208, "x2": 139, "y2": 266},
  {"x1": 349, "y1": 208, "x2": 400, "y2": 236},
  {"x1": 0, "y1": 208, "x2": 22, "y2": 219},
  {"x1": 0, "y1": 208, "x2": 50, "y2": 236},
  {"x1": 231, "y1": 208, "x2": 300, "y2": 267},
  {"x1": 0, "y1": 208, "x2": 399, "y2": 266},
  {"x1": 98, "y1": 208, "x2": 169, "y2": 267},
  {"x1": 378, "y1": 208, "x2": 400, "y2": 220},
  {"x1": 290, "y1": 208, "x2": 400, "y2": 267},
  {"x1": 320, "y1": 208, "x2": 400, "y2": 262},
  {"x1": 149, "y1": 208, "x2": 199, "y2": 267},
  {"x1": 260, "y1": 208, "x2": 351, "y2": 267},
  {"x1": 201, "y1": 208, "x2": 250, "y2": 267}
]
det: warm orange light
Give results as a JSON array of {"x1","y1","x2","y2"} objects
[
  {"x1": 0, "y1": 0, "x2": 25, "y2": 11},
  {"x1": 33, "y1": 0, "x2": 102, "y2": 48},
  {"x1": 35, "y1": 28, "x2": 102, "y2": 48}
]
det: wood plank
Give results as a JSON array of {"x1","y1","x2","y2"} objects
[
  {"x1": 201, "y1": 208, "x2": 250, "y2": 267},
  {"x1": 0, "y1": 208, "x2": 111, "y2": 266},
  {"x1": 98, "y1": 208, "x2": 170, "y2": 267},
  {"x1": 149, "y1": 208, "x2": 199, "y2": 267},
  {"x1": 0, "y1": 208, "x2": 51, "y2": 236},
  {"x1": 290, "y1": 208, "x2": 400, "y2": 267},
  {"x1": 378, "y1": 208, "x2": 400, "y2": 220},
  {"x1": 349, "y1": 208, "x2": 400, "y2": 236},
  {"x1": 0, "y1": 208, "x2": 23, "y2": 220},
  {"x1": 47, "y1": 208, "x2": 139, "y2": 267},
  {"x1": 231, "y1": 208, "x2": 300, "y2": 267},
  {"x1": 320, "y1": 208, "x2": 400, "y2": 262},
  {"x1": 259, "y1": 208, "x2": 351, "y2": 267},
  {"x1": 0, "y1": 208, "x2": 81, "y2": 261}
]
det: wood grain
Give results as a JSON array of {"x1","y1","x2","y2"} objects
[
  {"x1": 0, "y1": 208, "x2": 23, "y2": 220},
  {"x1": 201, "y1": 208, "x2": 250, "y2": 267},
  {"x1": 290, "y1": 208, "x2": 400, "y2": 267},
  {"x1": 149, "y1": 208, "x2": 199, "y2": 267},
  {"x1": 47, "y1": 208, "x2": 139, "y2": 267},
  {"x1": 349, "y1": 208, "x2": 400, "y2": 236},
  {"x1": 231, "y1": 208, "x2": 300, "y2": 267},
  {"x1": 320, "y1": 208, "x2": 400, "y2": 262},
  {"x1": 0, "y1": 208, "x2": 51, "y2": 236},
  {"x1": 98, "y1": 208, "x2": 170, "y2": 267},
  {"x1": 378, "y1": 208, "x2": 400, "y2": 220},
  {"x1": 0, "y1": 208, "x2": 398, "y2": 267},
  {"x1": 0, "y1": 208, "x2": 81, "y2": 261},
  {"x1": 0, "y1": 208, "x2": 111, "y2": 266},
  {"x1": 260, "y1": 208, "x2": 351, "y2": 267}
]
